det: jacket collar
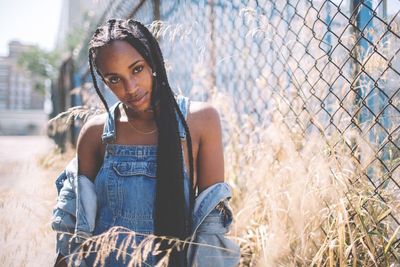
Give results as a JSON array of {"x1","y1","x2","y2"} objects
[
  {"x1": 192, "y1": 182, "x2": 232, "y2": 233},
  {"x1": 65, "y1": 156, "x2": 78, "y2": 180}
]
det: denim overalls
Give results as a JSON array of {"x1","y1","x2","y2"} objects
[
  {"x1": 52, "y1": 94, "x2": 241, "y2": 267},
  {"x1": 85, "y1": 94, "x2": 191, "y2": 266}
]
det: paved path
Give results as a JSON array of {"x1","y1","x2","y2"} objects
[
  {"x1": 0, "y1": 135, "x2": 55, "y2": 164},
  {"x1": 0, "y1": 135, "x2": 60, "y2": 266}
]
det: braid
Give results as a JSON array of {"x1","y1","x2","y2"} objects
[
  {"x1": 131, "y1": 19, "x2": 195, "y2": 228},
  {"x1": 128, "y1": 21, "x2": 195, "y2": 266},
  {"x1": 171, "y1": 94, "x2": 195, "y2": 216},
  {"x1": 132, "y1": 19, "x2": 195, "y2": 199},
  {"x1": 107, "y1": 18, "x2": 116, "y2": 38},
  {"x1": 134, "y1": 19, "x2": 196, "y2": 205},
  {"x1": 88, "y1": 49, "x2": 110, "y2": 113}
]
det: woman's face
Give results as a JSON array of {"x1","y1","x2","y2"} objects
[{"x1": 95, "y1": 40, "x2": 153, "y2": 113}]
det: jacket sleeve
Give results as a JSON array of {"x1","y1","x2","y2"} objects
[
  {"x1": 51, "y1": 169, "x2": 76, "y2": 257},
  {"x1": 188, "y1": 198, "x2": 241, "y2": 267},
  {"x1": 73, "y1": 174, "x2": 97, "y2": 241},
  {"x1": 51, "y1": 158, "x2": 94, "y2": 267}
]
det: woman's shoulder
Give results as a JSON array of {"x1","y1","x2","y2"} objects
[
  {"x1": 76, "y1": 113, "x2": 108, "y2": 179},
  {"x1": 187, "y1": 100, "x2": 222, "y2": 137},
  {"x1": 77, "y1": 113, "x2": 107, "y2": 149},
  {"x1": 188, "y1": 100, "x2": 221, "y2": 122},
  {"x1": 81, "y1": 113, "x2": 107, "y2": 134}
]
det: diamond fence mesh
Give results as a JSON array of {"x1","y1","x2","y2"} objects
[
  {"x1": 63, "y1": 0, "x2": 399, "y2": 264},
  {"x1": 154, "y1": 2, "x2": 400, "y2": 259}
]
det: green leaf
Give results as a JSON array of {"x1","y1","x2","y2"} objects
[{"x1": 384, "y1": 226, "x2": 400, "y2": 255}]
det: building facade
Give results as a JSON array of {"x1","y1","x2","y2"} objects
[
  {"x1": 0, "y1": 40, "x2": 43, "y2": 110},
  {"x1": 0, "y1": 40, "x2": 46, "y2": 135}
]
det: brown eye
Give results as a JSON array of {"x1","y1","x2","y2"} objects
[
  {"x1": 133, "y1": 65, "x2": 144, "y2": 74},
  {"x1": 109, "y1": 77, "x2": 120, "y2": 84}
]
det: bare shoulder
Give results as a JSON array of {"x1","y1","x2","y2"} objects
[
  {"x1": 77, "y1": 113, "x2": 106, "y2": 145},
  {"x1": 84, "y1": 113, "x2": 107, "y2": 129},
  {"x1": 187, "y1": 100, "x2": 224, "y2": 190},
  {"x1": 76, "y1": 113, "x2": 107, "y2": 180},
  {"x1": 187, "y1": 101, "x2": 221, "y2": 128}
]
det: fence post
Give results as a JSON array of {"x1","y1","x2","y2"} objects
[
  {"x1": 70, "y1": 69, "x2": 82, "y2": 147},
  {"x1": 153, "y1": 0, "x2": 160, "y2": 21},
  {"x1": 208, "y1": 0, "x2": 216, "y2": 99},
  {"x1": 349, "y1": 0, "x2": 372, "y2": 165},
  {"x1": 351, "y1": 0, "x2": 391, "y2": 188},
  {"x1": 324, "y1": 1, "x2": 334, "y2": 125},
  {"x1": 351, "y1": 0, "x2": 373, "y2": 126}
]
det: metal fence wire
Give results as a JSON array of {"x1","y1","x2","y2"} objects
[{"x1": 70, "y1": 0, "x2": 400, "y2": 263}]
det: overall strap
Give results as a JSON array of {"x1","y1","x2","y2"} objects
[
  {"x1": 175, "y1": 94, "x2": 190, "y2": 141},
  {"x1": 101, "y1": 101, "x2": 120, "y2": 144}
]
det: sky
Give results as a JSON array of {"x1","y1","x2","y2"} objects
[
  {"x1": 0, "y1": 0, "x2": 62, "y2": 56},
  {"x1": 0, "y1": 0, "x2": 399, "y2": 58}
]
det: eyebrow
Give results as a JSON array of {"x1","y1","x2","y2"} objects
[{"x1": 103, "y1": 59, "x2": 143, "y2": 77}]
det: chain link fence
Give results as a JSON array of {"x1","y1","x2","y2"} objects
[{"x1": 59, "y1": 0, "x2": 399, "y2": 264}]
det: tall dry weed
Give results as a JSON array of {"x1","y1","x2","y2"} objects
[
  {"x1": 207, "y1": 89, "x2": 399, "y2": 266},
  {"x1": 0, "y1": 139, "x2": 73, "y2": 266}
]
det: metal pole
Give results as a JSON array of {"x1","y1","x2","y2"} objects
[
  {"x1": 153, "y1": 0, "x2": 160, "y2": 21},
  {"x1": 351, "y1": 0, "x2": 373, "y2": 127},
  {"x1": 208, "y1": 0, "x2": 216, "y2": 100}
]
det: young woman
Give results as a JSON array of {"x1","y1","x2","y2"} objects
[{"x1": 53, "y1": 18, "x2": 239, "y2": 267}]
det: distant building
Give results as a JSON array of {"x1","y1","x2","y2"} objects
[
  {"x1": 0, "y1": 59, "x2": 9, "y2": 109},
  {"x1": 0, "y1": 41, "x2": 46, "y2": 135},
  {"x1": 0, "y1": 40, "x2": 43, "y2": 110}
]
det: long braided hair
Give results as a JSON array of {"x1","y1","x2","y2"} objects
[{"x1": 88, "y1": 19, "x2": 195, "y2": 265}]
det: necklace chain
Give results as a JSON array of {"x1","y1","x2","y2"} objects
[
  {"x1": 122, "y1": 104, "x2": 157, "y2": 135},
  {"x1": 126, "y1": 119, "x2": 157, "y2": 135}
]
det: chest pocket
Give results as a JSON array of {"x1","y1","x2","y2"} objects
[{"x1": 112, "y1": 161, "x2": 157, "y2": 178}]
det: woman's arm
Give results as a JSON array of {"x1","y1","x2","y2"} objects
[
  {"x1": 193, "y1": 102, "x2": 225, "y2": 192},
  {"x1": 188, "y1": 102, "x2": 241, "y2": 266},
  {"x1": 53, "y1": 115, "x2": 104, "y2": 267},
  {"x1": 76, "y1": 115, "x2": 105, "y2": 181}
]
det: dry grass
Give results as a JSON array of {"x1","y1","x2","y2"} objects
[
  {"x1": 212, "y1": 91, "x2": 399, "y2": 266},
  {"x1": 0, "y1": 138, "x2": 74, "y2": 267}
]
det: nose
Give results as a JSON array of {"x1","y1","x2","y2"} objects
[{"x1": 125, "y1": 76, "x2": 138, "y2": 95}]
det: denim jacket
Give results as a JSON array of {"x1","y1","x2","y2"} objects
[{"x1": 51, "y1": 157, "x2": 240, "y2": 267}]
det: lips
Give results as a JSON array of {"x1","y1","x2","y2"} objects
[{"x1": 126, "y1": 92, "x2": 148, "y2": 105}]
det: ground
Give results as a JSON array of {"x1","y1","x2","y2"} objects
[{"x1": 0, "y1": 135, "x2": 70, "y2": 266}]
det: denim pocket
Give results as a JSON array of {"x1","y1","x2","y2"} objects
[
  {"x1": 108, "y1": 161, "x2": 157, "y2": 218},
  {"x1": 112, "y1": 161, "x2": 156, "y2": 178}
]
